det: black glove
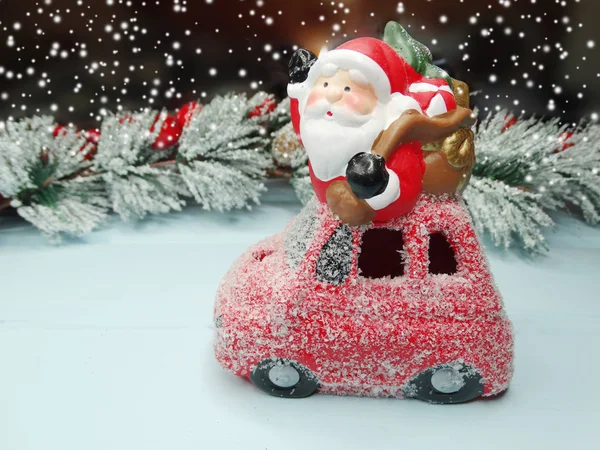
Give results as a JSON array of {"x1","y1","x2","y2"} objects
[
  {"x1": 346, "y1": 153, "x2": 390, "y2": 200},
  {"x1": 289, "y1": 48, "x2": 317, "y2": 84}
]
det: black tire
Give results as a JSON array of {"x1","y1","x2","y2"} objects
[
  {"x1": 405, "y1": 363, "x2": 484, "y2": 405},
  {"x1": 250, "y1": 359, "x2": 320, "y2": 399},
  {"x1": 484, "y1": 388, "x2": 508, "y2": 400}
]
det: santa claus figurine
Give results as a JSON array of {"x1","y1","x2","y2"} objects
[{"x1": 287, "y1": 24, "x2": 475, "y2": 225}]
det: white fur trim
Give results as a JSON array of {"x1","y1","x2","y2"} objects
[
  {"x1": 425, "y1": 93, "x2": 448, "y2": 117},
  {"x1": 322, "y1": 63, "x2": 338, "y2": 77},
  {"x1": 287, "y1": 82, "x2": 307, "y2": 99},
  {"x1": 385, "y1": 93, "x2": 422, "y2": 129},
  {"x1": 365, "y1": 167, "x2": 400, "y2": 211},
  {"x1": 348, "y1": 69, "x2": 369, "y2": 86}
]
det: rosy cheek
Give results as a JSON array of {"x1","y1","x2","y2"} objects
[
  {"x1": 306, "y1": 90, "x2": 323, "y2": 107},
  {"x1": 340, "y1": 92, "x2": 370, "y2": 114}
]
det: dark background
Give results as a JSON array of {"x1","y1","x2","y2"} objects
[{"x1": 0, "y1": 0, "x2": 598, "y2": 127}]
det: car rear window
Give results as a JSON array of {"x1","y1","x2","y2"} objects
[
  {"x1": 358, "y1": 228, "x2": 405, "y2": 279},
  {"x1": 428, "y1": 233, "x2": 458, "y2": 275}
]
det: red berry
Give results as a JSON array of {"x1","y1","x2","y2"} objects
[
  {"x1": 51, "y1": 125, "x2": 98, "y2": 161},
  {"x1": 248, "y1": 97, "x2": 276, "y2": 118},
  {"x1": 175, "y1": 101, "x2": 202, "y2": 127},
  {"x1": 555, "y1": 131, "x2": 574, "y2": 153},
  {"x1": 119, "y1": 114, "x2": 134, "y2": 124},
  {"x1": 502, "y1": 115, "x2": 518, "y2": 131},
  {"x1": 40, "y1": 148, "x2": 50, "y2": 164},
  {"x1": 53, "y1": 125, "x2": 68, "y2": 137},
  {"x1": 151, "y1": 115, "x2": 183, "y2": 150},
  {"x1": 77, "y1": 130, "x2": 100, "y2": 161},
  {"x1": 84, "y1": 128, "x2": 101, "y2": 145},
  {"x1": 80, "y1": 145, "x2": 97, "y2": 161}
]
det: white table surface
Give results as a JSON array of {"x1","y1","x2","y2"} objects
[{"x1": 1, "y1": 180, "x2": 599, "y2": 450}]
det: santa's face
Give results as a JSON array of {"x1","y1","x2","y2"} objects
[
  {"x1": 300, "y1": 69, "x2": 387, "y2": 182},
  {"x1": 306, "y1": 70, "x2": 378, "y2": 117}
]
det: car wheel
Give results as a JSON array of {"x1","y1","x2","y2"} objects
[
  {"x1": 250, "y1": 359, "x2": 320, "y2": 399},
  {"x1": 405, "y1": 363, "x2": 484, "y2": 404}
]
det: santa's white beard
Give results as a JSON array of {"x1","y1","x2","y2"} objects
[{"x1": 300, "y1": 100, "x2": 387, "y2": 182}]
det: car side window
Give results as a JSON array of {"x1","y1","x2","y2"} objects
[
  {"x1": 285, "y1": 197, "x2": 318, "y2": 269},
  {"x1": 428, "y1": 233, "x2": 458, "y2": 275},
  {"x1": 358, "y1": 228, "x2": 405, "y2": 279},
  {"x1": 316, "y1": 224, "x2": 353, "y2": 285}
]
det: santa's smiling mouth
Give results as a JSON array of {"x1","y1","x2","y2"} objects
[{"x1": 326, "y1": 111, "x2": 333, "y2": 117}]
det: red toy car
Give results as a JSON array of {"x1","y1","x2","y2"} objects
[{"x1": 214, "y1": 195, "x2": 514, "y2": 404}]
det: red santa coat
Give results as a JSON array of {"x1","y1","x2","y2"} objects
[
  {"x1": 289, "y1": 38, "x2": 457, "y2": 223},
  {"x1": 306, "y1": 142, "x2": 425, "y2": 222}
]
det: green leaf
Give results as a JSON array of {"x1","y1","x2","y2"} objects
[
  {"x1": 18, "y1": 156, "x2": 63, "y2": 208},
  {"x1": 422, "y1": 65, "x2": 453, "y2": 88},
  {"x1": 383, "y1": 21, "x2": 453, "y2": 88},
  {"x1": 33, "y1": 184, "x2": 63, "y2": 208},
  {"x1": 383, "y1": 21, "x2": 424, "y2": 70},
  {"x1": 29, "y1": 158, "x2": 56, "y2": 188}
]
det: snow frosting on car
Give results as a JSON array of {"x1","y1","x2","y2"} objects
[{"x1": 214, "y1": 194, "x2": 514, "y2": 404}]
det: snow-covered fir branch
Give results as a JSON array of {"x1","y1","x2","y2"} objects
[
  {"x1": 0, "y1": 116, "x2": 65, "y2": 197},
  {"x1": 0, "y1": 93, "x2": 284, "y2": 240},
  {"x1": 179, "y1": 160, "x2": 265, "y2": 212},
  {"x1": 93, "y1": 109, "x2": 185, "y2": 221},
  {"x1": 16, "y1": 178, "x2": 109, "y2": 243},
  {"x1": 463, "y1": 177, "x2": 554, "y2": 253},
  {"x1": 93, "y1": 109, "x2": 164, "y2": 174},
  {"x1": 287, "y1": 130, "x2": 314, "y2": 205},
  {"x1": 178, "y1": 93, "x2": 272, "y2": 211},
  {"x1": 475, "y1": 111, "x2": 600, "y2": 226},
  {"x1": 290, "y1": 166, "x2": 314, "y2": 206},
  {"x1": 474, "y1": 111, "x2": 563, "y2": 186},
  {"x1": 532, "y1": 123, "x2": 600, "y2": 224},
  {"x1": 0, "y1": 116, "x2": 109, "y2": 240},
  {"x1": 258, "y1": 95, "x2": 291, "y2": 132},
  {"x1": 103, "y1": 166, "x2": 188, "y2": 221},
  {"x1": 178, "y1": 93, "x2": 268, "y2": 162}
]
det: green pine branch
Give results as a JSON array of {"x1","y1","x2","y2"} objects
[{"x1": 0, "y1": 92, "x2": 285, "y2": 241}]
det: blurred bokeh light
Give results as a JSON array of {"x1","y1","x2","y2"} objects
[{"x1": 0, "y1": 0, "x2": 598, "y2": 127}]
